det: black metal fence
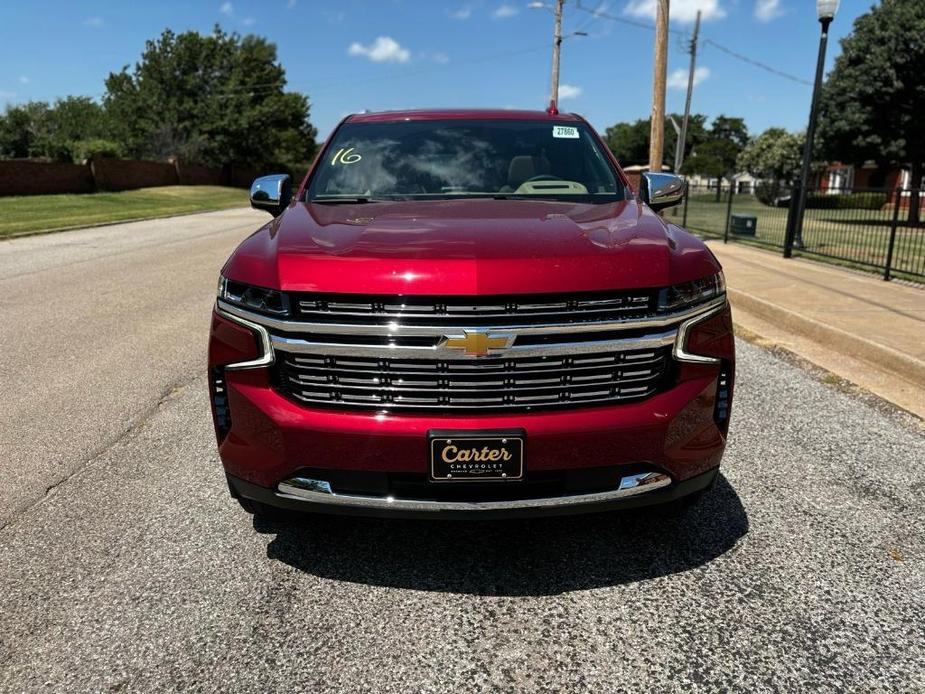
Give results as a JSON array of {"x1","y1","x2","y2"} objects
[{"x1": 673, "y1": 182, "x2": 925, "y2": 283}]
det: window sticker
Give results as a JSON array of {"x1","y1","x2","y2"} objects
[
  {"x1": 552, "y1": 126, "x2": 579, "y2": 139},
  {"x1": 330, "y1": 147, "x2": 362, "y2": 165}
]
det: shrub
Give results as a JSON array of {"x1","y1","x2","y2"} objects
[
  {"x1": 70, "y1": 139, "x2": 124, "y2": 162},
  {"x1": 754, "y1": 180, "x2": 785, "y2": 206},
  {"x1": 804, "y1": 191, "x2": 888, "y2": 209}
]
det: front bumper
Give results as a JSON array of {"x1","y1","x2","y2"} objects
[
  {"x1": 210, "y1": 298, "x2": 734, "y2": 518},
  {"x1": 214, "y1": 361, "x2": 728, "y2": 516},
  {"x1": 227, "y1": 467, "x2": 719, "y2": 519}
]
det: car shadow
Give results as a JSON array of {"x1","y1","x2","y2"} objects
[{"x1": 257, "y1": 474, "x2": 748, "y2": 596}]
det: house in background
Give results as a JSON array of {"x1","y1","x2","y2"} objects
[
  {"x1": 816, "y1": 161, "x2": 918, "y2": 193},
  {"x1": 682, "y1": 171, "x2": 762, "y2": 194}
]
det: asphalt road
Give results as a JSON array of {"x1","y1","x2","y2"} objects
[
  {"x1": 1, "y1": 212, "x2": 924, "y2": 692},
  {"x1": 0, "y1": 208, "x2": 266, "y2": 527}
]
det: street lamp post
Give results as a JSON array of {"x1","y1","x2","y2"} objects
[{"x1": 787, "y1": 0, "x2": 839, "y2": 255}]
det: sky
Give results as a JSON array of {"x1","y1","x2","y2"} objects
[{"x1": 0, "y1": 0, "x2": 876, "y2": 141}]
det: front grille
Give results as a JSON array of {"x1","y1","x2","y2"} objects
[
  {"x1": 273, "y1": 346, "x2": 672, "y2": 412},
  {"x1": 292, "y1": 290, "x2": 656, "y2": 326}
]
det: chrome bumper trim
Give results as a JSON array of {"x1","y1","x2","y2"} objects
[
  {"x1": 276, "y1": 472, "x2": 671, "y2": 512},
  {"x1": 270, "y1": 330, "x2": 677, "y2": 359},
  {"x1": 216, "y1": 296, "x2": 727, "y2": 338}
]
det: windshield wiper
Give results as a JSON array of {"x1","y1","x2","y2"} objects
[
  {"x1": 311, "y1": 196, "x2": 383, "y2": 204},
  {"x1": 491, "y1": 194, "x2": 570, "y2": 202},
  {"x1": 491, "y1": 194, "x2": 615, "y2": 204},
  {"x1": 432, "y1": 194, "x2": 547, "y2": 201}
]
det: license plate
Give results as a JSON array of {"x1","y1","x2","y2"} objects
[{"x1": 429, "y1": 431, "x2": 524, "y2": 482}]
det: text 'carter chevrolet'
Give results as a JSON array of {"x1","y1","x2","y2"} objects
[{"x1": 208, "y1": 109, "x2": 735, "y2": 520}]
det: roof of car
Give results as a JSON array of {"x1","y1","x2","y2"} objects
[{"x1": 344, "y1": 108, "x2": 584, "y2": 123}]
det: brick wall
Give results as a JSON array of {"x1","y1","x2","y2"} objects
[
  {"x1": 0, "y1": 160, "x2": 96, "y2": 196},
  {"x1": 175, "y1": 160, "x2": 226, "y2": 186},
  {"x1": 90, "y1": 157, "x2": 179, "y2": 191},
  {"x1": 227, "y1": 165, "x2": 261, "y2": 189},
  {"x1": 0, "y1": 157, "x2": 267, "y2": 196}
]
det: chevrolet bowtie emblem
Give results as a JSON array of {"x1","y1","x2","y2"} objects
[{"x1": 442, "y1": 330, "x2": 514, "y2": 357}]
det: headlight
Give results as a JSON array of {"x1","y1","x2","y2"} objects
[
  {"x1": 218, "y1": 276, "x2": 290, "y2": 316},
  {"x1": 659, "y1": 272, "x2": 725, "y2": 312}
]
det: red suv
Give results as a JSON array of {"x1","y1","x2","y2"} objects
[{"x1": 209, "y1": 109, "x2": 734, "y2": 520}]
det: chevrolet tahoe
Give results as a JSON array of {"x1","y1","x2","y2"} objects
[{"x1": 208, "y1": 109, "x2": 734, "y2": 520}]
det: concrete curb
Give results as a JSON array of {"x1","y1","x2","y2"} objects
[{"x1": 727, "y1": 287, "x2": 925, "y2": 387}]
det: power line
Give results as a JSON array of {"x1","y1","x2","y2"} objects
[
  {"x1": 701, "y1": 39, "x2": 813, "y2": 86},
  {"x1": 570, "y1": 0, "x2": 607, "y2": 35},
  {"x1": 572, "y1": 2, "x2": 812, "y2": 87},
  {"x1": 573, "y1": 2, "x2": 685, "y2": 36}
]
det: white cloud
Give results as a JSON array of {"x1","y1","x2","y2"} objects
[
  {"x1": 558, "y1": 84, "x2": 582, "y2": 99},
  {"x1": 492, "y1": 4, "x2": 519, "y2": 19},
  {"x1": 348, "y1": 36, "x2": 411, "y2": 63},
  {"x1": 219, "y1": 2, "x2": 234, "y2": 16},
  {"x1": 241, "y1": 16, "x2": 256, "y2": 26},
  {"x1": 624, "y1": 0, "x2": 725, "y2": 23},
  {"x1": 755, "y1": 0, "x2": 783, "y2": 21},
  {"x1": 450, "y1": 6, "x2": 472, "y2": 19},
  {"x1": 667, "y1": 65, "x2": 710, "y2": 89},
  {"x1": 287, "y1": 0, "x2": 297, "y2": 7},
  {"x1": 83, "y1": 16, "x2": 104, "y2": 27},
  {"x1": 18, "y1": 76, "x2": 29, "y2": 84}
]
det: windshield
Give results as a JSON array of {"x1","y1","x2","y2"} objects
[{"x1": 306, "y1": 119, "x2": 625, "y2": 202}]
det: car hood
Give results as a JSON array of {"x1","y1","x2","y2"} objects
[{"x1": 223, "y1": 198, "x2": 720, "y2": 295}]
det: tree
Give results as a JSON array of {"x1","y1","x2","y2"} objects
[
  {"x1": 683, "y1": 115, "x2": 748, "y2": 200},
  {"x1": 737, "y1": 127, "x2": 804, "y2": 204},
  {"x1": 104, "y1": 27, "x2": 317, "y2": 170},
  {"x1": 0, "y1": 97, "x2": 114, "y2": 162},
  {"x1": 0, "y1": 101, "x2": 53, "y2": 159},
  {"x1": 604, "y1": 114, "x2": 708, "y2": 169},
  {"x1": 42, "y1": 97, "x2": 114, "y2": 161},
  {"x1": 817, "y1": 0, "x2": 925, "y2": 223}
]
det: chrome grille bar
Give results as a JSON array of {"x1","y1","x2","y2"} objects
[
  {"x1": 217, "y1": 296, "x2": 726, "y2": 338},
  {"x1": 295, "y1": 293, "x2": 653, "y2": 323},
  {"x1": 274, "y1": 348, "x2": 669, "y2": 411},
  {"x1": 269, "y1": 329, "x2": 675, "y2": 359}
]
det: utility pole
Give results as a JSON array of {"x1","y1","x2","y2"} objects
[
  {"x1": 549, "y1": 0, "x2": 565, "y2": 112},
  {"x1": 675, "y1": 9, "x2": 700, "y2": 173},
  {"x1": 648, "y1": 0, "x2": 669, "y2": 173}
]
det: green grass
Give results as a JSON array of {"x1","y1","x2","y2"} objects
[
  {"x1": 0, "y1": 186, "x2": 249, "y2": 237},
  {"x1": 667, "y1": 192, "x2": 925, "y2": 283}
]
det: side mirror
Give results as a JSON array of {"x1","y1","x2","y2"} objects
[
  {"x1": 250, "y1": 174, "x2": 292, "y2": 216},
  {"x1": 640, "y1": 173, "x2": 685, "y2": 211}
]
